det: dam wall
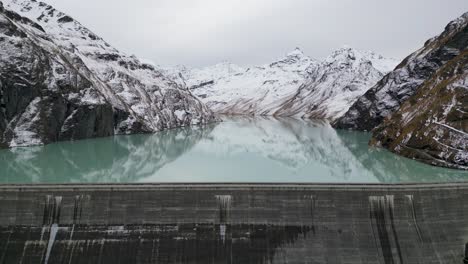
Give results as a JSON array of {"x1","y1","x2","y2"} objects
[{"x1": 0, "y1": 183, "x2": 467, "y2": 264}]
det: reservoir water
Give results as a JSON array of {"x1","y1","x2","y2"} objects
[{"x1": 0, "y1": 117, "x2": 466, "y2": 184}]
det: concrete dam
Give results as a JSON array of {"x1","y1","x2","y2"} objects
[{"x1": 0, "y1": 183, "x2": 468, "y2": 264}]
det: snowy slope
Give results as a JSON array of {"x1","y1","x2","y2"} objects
[
  {"x1": 182, "y1": 47, "x2": 397, "y2": 121},
  {"x1": 275, "y1": 47, "x2": 397, "y2": 120},
  {"x1": 184, "y1": 48, "x2": 318, "y2": 116},
  {"x1": 0, "y1": 0, "x2": 216, "y2": 148}
]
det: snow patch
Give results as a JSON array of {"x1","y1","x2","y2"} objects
[{"x1": 9, "y1": 98, "x2": 43, "y2": 147}]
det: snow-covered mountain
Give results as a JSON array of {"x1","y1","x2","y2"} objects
[
  {"x1": 274, "y1": 47, "x2": 397, "y2": 120},
  {"x1": 182, "y1": 48, "x2": 317, "y2": 116},
  {"x1": 336, "y1": 12, "x2": 468, "y2": 131},
  {"x1": 181, "y1": 47, "x2": 398, "y2": 121},
  {"x1": 0, "y1": 0, "x2": 216, "y2": 148}
]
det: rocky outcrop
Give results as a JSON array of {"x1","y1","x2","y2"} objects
[
  {"x1": 0, "y1": 0, "x2": 216, "y2": 148},
  {"x1": 335, "y1": 12, "x2": 468, "y2": 131},
  {"x1": 370, "y1": 51, "x2": 468, "y2": 170},
  {"x1": 180, "y1": 47, "x2": 397, "y2": 121}
]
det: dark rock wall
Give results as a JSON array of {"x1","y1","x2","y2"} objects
[{"x1": 0, "y1": 184, "x2": 467, "y2": 264}]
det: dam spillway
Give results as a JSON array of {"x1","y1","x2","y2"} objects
[{"x1": 0, "y1": 183, "x2": 467, "y2": 264}]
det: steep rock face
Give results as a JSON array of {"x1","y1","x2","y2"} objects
[
  {"x1": 370, "y1": 51, "x2": 468, "y2": 170},
  {"x1": 183, "y1": 47, "x2": 397, "y2": 121},
  {"x1": 0, "y1": 5, "x2": 127, "y2": 147},
  {"x1": 336, "y1": 12, "x2": 468, "y2": 131},
  {"x1": 0, "y1": 0, "x2": 216, "y2": 148}
]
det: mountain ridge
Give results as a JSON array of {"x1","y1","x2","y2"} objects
[{"x1": 180, "y1": 46, "x2": 398, "y2": 121}]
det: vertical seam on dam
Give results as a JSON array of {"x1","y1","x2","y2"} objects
[
  {"x1": 370, "y1": 196, "x2": 394, "y2": 264},
  {"x1": 39, "y1": 195, "x2": 63, "y2": 264},
  {"x1": 386, "y1": 195, "x2": 404, "y2": 264},
  {"x1": 305, "y1": 195, "x2": 316, "y2": 235},
  {"x1": 215, "y1": 195, "x2": 233, "y2": 243},
  {"x1": 215, "y1": 195, "x2": 233, "y2": 224},
  {"x1": 369, "y1": 195, "x2": 404, "y2": 264},
  {"x1": 405, "y1": 195, "x2": 423, "y2": 243}
]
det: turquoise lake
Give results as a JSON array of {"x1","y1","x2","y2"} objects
[{"x1": 0, "y1": 117, "x2": 467, "y2": 184}]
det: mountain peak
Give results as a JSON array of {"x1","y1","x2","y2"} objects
[
  {"x1": 325, "y1": 46, "x2": 363, "y2": 66},
  {"x1": 325, "y1": 46, "x2": 398, "y2": 73},
  {"x1": 286, "y1": 47, "x2": 305, "y2": 57},
  {"x1": 330, "y1": 45, "x2": 359, "y2": 57},
  {"x1": 445, "y1": 11, "x2": 468, "y2": 32}
]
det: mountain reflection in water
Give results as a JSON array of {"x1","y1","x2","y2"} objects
[{"x1": 0, "y1": 116, "x2": 466, "y2": 183}]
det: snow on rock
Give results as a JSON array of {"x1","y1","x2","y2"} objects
[
  {"x1": 274, "y1": 47, "x2": 398, "y2": 120},
  {"x1": 182, "y1": 48, "x2": 316, "y2": 116},
  {"x1": 335, "y1": 12, "x2": 468, "y2": 131},
  {"x1": 0, "y1": 0, "x2": 217, "y2": 148},
  {"x1": 180, "y1": 47, "x2": 397, "y2": 121},
  {"x1": 9, "y1": 98, "x2": 43, "y2": 147},
  {"x1": 370, "y1": 45, "x2": 468, "y2": 170}
]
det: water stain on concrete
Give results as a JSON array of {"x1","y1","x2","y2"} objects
[{"x1": 0, "y1": 184, "x2": 467, "y2": 264}]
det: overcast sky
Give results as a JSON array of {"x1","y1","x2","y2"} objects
[{"x1": 44, "y1": 0, "x2": 468, "y2": 67}]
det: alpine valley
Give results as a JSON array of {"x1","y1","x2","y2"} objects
[{"x1": 0, "y1": 0, "x2": 466, "y2": 170}]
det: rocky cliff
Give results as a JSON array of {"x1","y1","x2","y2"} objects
[
  {"x1": 335, "y1": 12, "x2": 468, "y2": 131},
  {"x1": 0, "y1": 0, "x2": 216, "y2": 148},
  {"x1": 370, "y1": 51, "x2": 468, "y2": 169}
]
